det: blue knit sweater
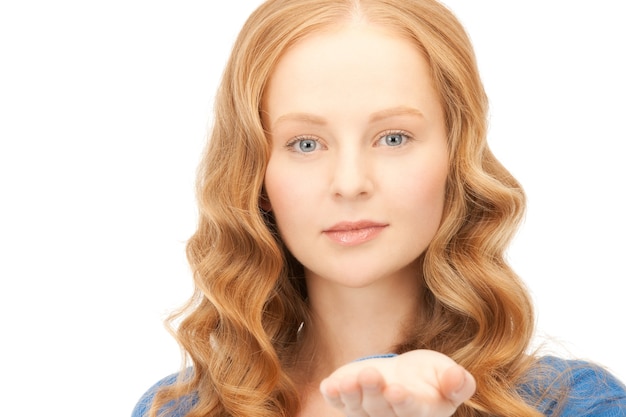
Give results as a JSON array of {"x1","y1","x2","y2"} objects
[{"x1": 132, "y1": 356, "x2": 626, "y2": 416}]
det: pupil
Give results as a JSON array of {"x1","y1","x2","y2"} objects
[
  {"x1": 387, "y1": 134, "x2": 402, "y2": 145},
  {"x1": 300, "y1": 140, "x2": 315, "y2": 151}
]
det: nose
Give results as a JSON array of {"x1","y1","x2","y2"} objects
[{"x1": 330, "y1": 148, "x2": 373, "y2": 200}]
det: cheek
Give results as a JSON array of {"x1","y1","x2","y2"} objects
[
  {"x1": 392, "y1": 164, "x2": 448, "y2": 241},
  {"x1": 397, "y1": 162, "x2": 448, "y2": 209},
  {"x1": 264, "y1": 160, "x2": 318, "y2": 254},
  {"x1": 264, "y1": 161, "x2": 288, "y2": 212},
  {"x1": 264, "y1": 159, "x2": 310, "y2": 222}
]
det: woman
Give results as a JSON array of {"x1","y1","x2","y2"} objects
[{"x1": 133, "y1": 0, "x2": 626, "y2": 416}]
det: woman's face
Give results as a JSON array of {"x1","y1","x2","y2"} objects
[{"x1": 263, "y1": 23, "x2": 449, "y2": 289}]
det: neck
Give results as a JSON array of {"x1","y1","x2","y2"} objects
[{"x1": 299, "y1": 261, "x2": 423, "y2": 379}]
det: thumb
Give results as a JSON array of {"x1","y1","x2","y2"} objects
[{"x1": 440, "y1": 365, "x2": 476, "y2": 407}]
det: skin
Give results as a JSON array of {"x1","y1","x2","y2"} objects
[
  {"x1": 320, "y1": 350, "x2": 476, "y2": 417},
  {"x1": 262, "y1": 22, "x2": 476, "y2": 417}
]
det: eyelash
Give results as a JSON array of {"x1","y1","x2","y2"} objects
[
  {"x1": 284, "y1": 135, "x2": 324, "y2": 153},
  {"x1": 284, "y1": 130, "x2": 413, "y2": 153},
  {"x1": 376, "y1": 130, "x2": 413, "y2": 147}
]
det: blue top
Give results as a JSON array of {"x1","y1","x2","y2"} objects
[{"x1": 132, "y1": 356, "x2": 626, "y2": 416}]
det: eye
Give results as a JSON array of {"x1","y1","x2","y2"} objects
[
  {"x1": 377, "y1": 131, "x2": 411, "y2": 147},
  {"x1": 286, "y1": 136, "x2": 323, "y2": 153}
]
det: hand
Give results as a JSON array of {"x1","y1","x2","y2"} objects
[{"x1": 319, "y1": 349, "x2": 476, "y2": 417}]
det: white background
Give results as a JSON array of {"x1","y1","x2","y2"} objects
[{"x1": 1, "y1": 1, "x2": 624, "y2": 416}]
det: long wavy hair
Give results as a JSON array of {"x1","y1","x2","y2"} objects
[{"x1": 150, "y1": 0, "x2": 546, "y2": 416}]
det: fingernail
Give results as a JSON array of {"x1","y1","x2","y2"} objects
[
  {"x1": 452, "y1": 369, "x2": 467, "y2": 394},
  {"x1": 448, "y1": 369, "x2": 471, "y2": 403}
]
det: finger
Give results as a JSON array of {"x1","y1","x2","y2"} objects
[
  {"x1": 440, "y1": 366, "x2": 476, "y2": 407},
  {"x1": 357, "y1": 367, "x2": 396, "y2": 417},
  {"x1": 319, "y1": 377, "x2": 346, "y2": 409},
  {"x1": 384, "y1": 383, "x2": 419, "y2": 417},
  {"x1": 338, "y1": 374, "x2": 368, "y2": 416}
]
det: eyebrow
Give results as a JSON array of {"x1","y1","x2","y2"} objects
[
  {"x1": 272, "y1": 106, "x2": 424, "y2": 129},
  {"x1": 368, "y1": 106, "x2": 424, "y2": 123},
  {"x1": 273, "y1": 112, "x2": 327, "y2": 128}
]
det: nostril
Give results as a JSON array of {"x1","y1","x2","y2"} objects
[{"x1": 330, "y1": 164, "x2": 373, "y2": 199}]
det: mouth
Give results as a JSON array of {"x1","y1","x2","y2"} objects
[{"x1": 323, "y1": 221, "x2": 388, "y2": 246}]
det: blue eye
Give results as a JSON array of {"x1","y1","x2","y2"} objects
[
  {"x1": 379, "y1": 131, "x2": 409, "y2": 147},
  {"x1": 297, "y1": 138, "x2": 318, "y2": 152},
  {"x1": 286, "y1": 136, "x2": 322, "y2": 153}
]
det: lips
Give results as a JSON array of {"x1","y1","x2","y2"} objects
[{"x1": 323, "y1": 221, "x2": 388, "y2": 246}]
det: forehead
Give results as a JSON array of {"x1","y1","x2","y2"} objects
[{"x1": 262, "y1": 23, "x2": 440, "y2": 127}]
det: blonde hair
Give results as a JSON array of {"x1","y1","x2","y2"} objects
[{"x1": 150, "y1": 1, "x2": 546, "y2": 416}]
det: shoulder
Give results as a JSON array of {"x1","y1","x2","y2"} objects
[
  {"x1": 131, "y1": 370, "x2": 196, "y2": 417},
  {"x1": 524, "y1": 356, "x2": 626, "y2": 416}
]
